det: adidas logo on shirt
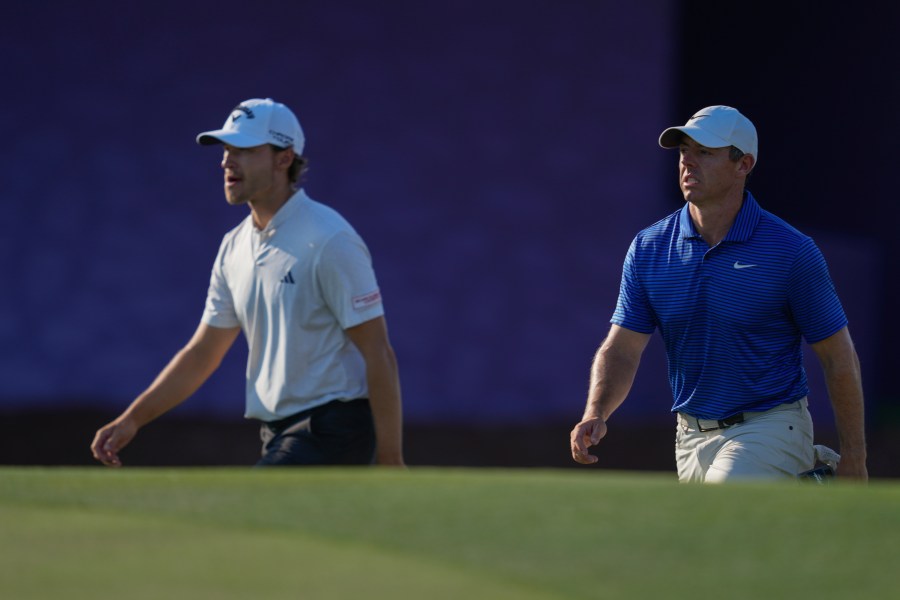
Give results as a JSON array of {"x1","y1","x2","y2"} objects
[{"x1": 281, "y1": 271, "x2": 295, "y2": 284}]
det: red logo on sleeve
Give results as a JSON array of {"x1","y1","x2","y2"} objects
[{"x1": 352, "y1": 289, "x2": 382, "y2": 311}]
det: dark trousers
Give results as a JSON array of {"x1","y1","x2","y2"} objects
[{"x1": 257, "y1": 399, "x2": 375, "y2": 467}]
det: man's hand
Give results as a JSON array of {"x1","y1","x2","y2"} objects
[
  {"x1": 375, "y1": 453, "x2": 407, "y2": 468},
  {"x1": 836, "y1": 448, "x2": 868, "y2": 481},
  {"x1": 90, "y1": 417, "x2": 138, "y2": 467},
  {"x1": 570, "y1": 417, "x2": 608, "y2": 465}
]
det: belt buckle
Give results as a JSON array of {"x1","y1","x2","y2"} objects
[{"x1": 697, "y1": 413, "x2": 744, "y2": 432}]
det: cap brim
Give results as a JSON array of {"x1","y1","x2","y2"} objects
[
  {"x1": 195, "y1": 129, "x2": 267, "y2": 147},
  {"x1": 658, "y1": 125, "x2": 731, "y2": 149}
]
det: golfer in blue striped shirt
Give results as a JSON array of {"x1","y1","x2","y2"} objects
[{"x1": 570, "y1": 106, "x2": 867, "y2": 482}]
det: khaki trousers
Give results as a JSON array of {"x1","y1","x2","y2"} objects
[{"x1": 675, "y1": 398, "x2": 815, "y2": 483}]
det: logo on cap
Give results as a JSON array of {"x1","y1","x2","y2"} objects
[
  {"x1": 230, "y1": 105, "x2": 256, "y2": 123},
  {"x1": 269, "y1": 130, "x2": 294, "y2": 147}
]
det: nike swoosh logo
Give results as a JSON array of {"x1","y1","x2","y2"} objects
[
  {"x1": 733, "y1": 262, "x2": 757, "y2": 269},
  {"x1": 689, "y1": 114, "x2": 709, "y2": 122}
]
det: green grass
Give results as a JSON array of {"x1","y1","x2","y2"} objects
[{"x1": 1, "y1": 468, "x2": 898, "y2": 599}]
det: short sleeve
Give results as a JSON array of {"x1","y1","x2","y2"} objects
[
  {"x1": 316, "y1": 231, "x2": 384, "y2": 329},
  {"x1": 610, "y1": 237, "x2": 657, "y2": 334},
  {"x1": 789, "y1": 238, "x2": 847, "y2": 343},
  {"x1": 201, "y1": 237, "x2": 241, "y2": 329}
]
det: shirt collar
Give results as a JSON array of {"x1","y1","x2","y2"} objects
[
  {"x1": 679, "y1": 190, "x2": 761, "y2": 243},
  {"x1": 723, "y1": 191, "x2": 761, "y2": 243},
  {"x1": 678, "y1": 203, "x2": 699, "y2": 239},
  {"x1": 263, "y1": 188, "x2": 308, "y2": 232}
]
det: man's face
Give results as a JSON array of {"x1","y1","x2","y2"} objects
[
  {"x1": 677, "y1": 137, "x2": 745, "y2": 205},
  {"x1": 220, "y1": 144, "x2": 280, "y2": 206}
]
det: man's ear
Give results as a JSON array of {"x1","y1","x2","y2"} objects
[
  {"x1": 739, "y1": 153, "x2": 756, "y2": 176},
  {"x1": 277, "y1": 148, "x2": 295, "y2": 170}
]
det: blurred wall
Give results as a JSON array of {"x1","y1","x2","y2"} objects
[
  {"x1": 1, "y1": 1, "x2": 895, "y2": 452},
  {"x1": 1, "y1": 0, "x2": 675, "y2": 426}
]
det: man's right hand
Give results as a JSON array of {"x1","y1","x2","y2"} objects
[
  {"x1": 570, "y1": 417, "x2": 608, "y2": 465},
  {"x1": 91, "y1": 417, "x2": 138, "y2": 467}
]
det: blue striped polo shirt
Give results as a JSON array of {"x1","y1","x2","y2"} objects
[{"x1": 612, "y1": 191, "x2": 847, "y2": 420}]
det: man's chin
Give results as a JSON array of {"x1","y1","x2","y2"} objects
[
  {"x1": 681, "y1": 188, "x2": 703, "y2": 204},
  {"x1": 224, "y1": 192, "x2": 248, "y2": 206}
]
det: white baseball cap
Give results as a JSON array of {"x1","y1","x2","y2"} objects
[
  {"x1": 659, "y1": 105, "x2": 757, "y2": 164},
  {"x1": 196, "y1": 98, "x2": 305, "y2": 154}
]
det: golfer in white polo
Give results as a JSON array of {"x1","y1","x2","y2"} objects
[{"x1": 92, "y1": 98, "x2": 404, "y2": 467}]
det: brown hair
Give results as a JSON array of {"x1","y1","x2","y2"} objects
[
  {"x1": 270, "y1": 144, "x2": 309, "y2": 188},
  {"x1": 728, "y1": 145, "x2": 753, "y2": 187}
]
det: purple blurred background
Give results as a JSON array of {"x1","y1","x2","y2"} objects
[{"x1": 2, "y1": 1, "x2": 898, "y2": 471}]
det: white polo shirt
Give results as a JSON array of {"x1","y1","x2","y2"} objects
[{"x1": 201, "y1": 189, "x2": 385, "y2": 421}]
